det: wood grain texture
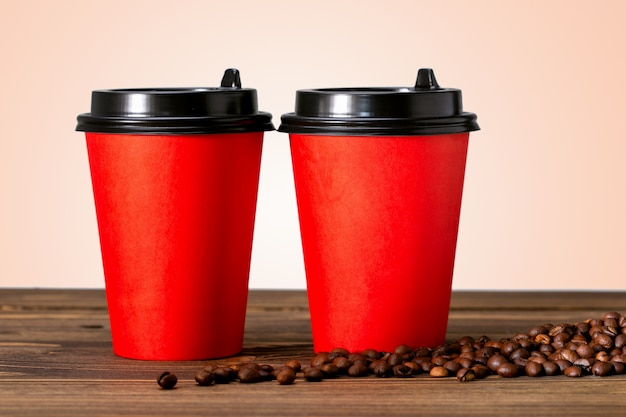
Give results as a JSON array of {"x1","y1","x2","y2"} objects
[{"x1": 1, "y1": 289, "x2": 625, "y2": 416}]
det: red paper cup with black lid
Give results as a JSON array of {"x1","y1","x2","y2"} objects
[
  {"x1": 279, "y1": 69, "x2": 479, "y2": 353},
  {"x1": 76, "y1": 69, "x2": 273, "y2": 360}
]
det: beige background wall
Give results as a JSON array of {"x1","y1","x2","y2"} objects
[{"x1": 1, "y1": 0, "x2": 624, "y2": 289}]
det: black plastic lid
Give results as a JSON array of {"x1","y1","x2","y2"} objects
[
  {"x1": 76, "y1": 69, "x2": 274, "y2": 134},
  {"x1": 278, "y1": 68, "x2": 479, "y2": 136}
]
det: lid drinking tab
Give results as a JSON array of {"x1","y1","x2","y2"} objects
[
  {"x1": 220, "y1": 68, "x2": 242, "y2": 88},
  {"x1": 415, "y1": 68, "x2": 440, "y2": 89},
  {"x1": 279, "y1": 68, "x2": 479, "y2": 136}
]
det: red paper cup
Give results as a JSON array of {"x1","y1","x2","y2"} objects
[
  {"x1": 280, "y1": 69, "x2": 479, "y2": 353},
  {"x1": 76, "y1": 69, "x2": 273, "y2": 360}
]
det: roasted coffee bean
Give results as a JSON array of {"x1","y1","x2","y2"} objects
[
  {"x1": 348, "y1": 353, "x2": 368, "y2": 365},
  {"x1": 329, "y1": 347, "x2": 350, "y2": 359},
  {"x1": 471, "y1": 364, "x2": 491, "y2": 379},
  {"x1": 420, "y1": 360, "x2": 436, "y2": 372},
  {"x1": 258, "y1": 369, "x2": 274, "y2": 381},
  {"x1": 553, "y1": 332, "x2": 571, "y2": 346},
  {"x1": 477, "y1": 335, "x2": 491, "y2": 344},
  {"x1": 528, "y1": 352, "x2": 547, "y2": 363},
  {"x1": 333, "y1": 356, "x2": 352, "y2": 373},
  {"x1": 347, "y1": 363, "x2": 369, "y2": 377},
  {"x1": 576, "y1": 344, "x2": 595, "y2": 359},
  {"x1": 393, "y1": 364, "x2": 413, "y2": 378},
  {"x1": 543, "y1": 361, "x2": 560, "y2": 376},
  {"x1": 213, "y1": 367, "x2": 236, "y2": 384},
  {"x1": 539, "y1": 343, "x2": 555, "y2": 354},
  {"x1": 496, "y1": 363, "x2": 518, "y2": 378},
  {"x1": 276, "y1": 368, "x2": 296, "y2": 385},
  {"x1": 311, "y1": 353, "x2": 330, "y2": 368},
  {"x1": 157, "y1": 372, "x2": 178, "y2": 389},
  {"x1": 303, "y1": 367, "x2": 324, "y2": 382},
  {"x1": 573, "y1": 358, "x2": 594, "y2": 373},
  {"x1": 284, "y1": 359, "x2": 302, "y2": 373},
  {"x1": 443, "y1": 360, "x2": 462, "y2": 375},
  {"x1": 509, "y1": 348, "x2": 530, "y2": 361},
  {"x1": 394, "y1": 344, "x2": 413, "y2": 356},
  {"x1": 429, "y1": 366, "x2": 449, "y2": 378},
  {"x1": 611, "y1": 361, "x2": 625, "y2": 375},
  {"x1": 320, "y1": 363, "x2": 340, "y2": 378},
  {"x1": 387, "y1": 353, "x2": 404, "y2": 367},
  {"x1": 528, "y1": 326, "x2": 547, "y2": 338},
  {"x1": 500, "y1": 341, "x2": 519, "y2": 357},
  {"x1": 458, "y1": 336, "x2": 475, "y2": 346},
  {"x1": 535, "y1": 334, "x2": 551, "y2": 345},
  {"x1": 456, "y1": 367, "x2": 476, "y2": 382},
  {"x1": 525, "y1": 361, "x2": 543, "y2": 377},
  {"x1": 513, "y1": 358, "x2": 529, "y2": 368},
  {"x1": 483, "y1": 340, "x2": 503, "y2": 351},
  {"x1": 594, "y1": 333, "x2": 614, "y2": 350},
  {"x1": 362, "y1": 349, "x2": 381, "y2": 361},
  {"x1": 431, "y1": 355, "x2": 448, "y2": 366},
  {"x1": 564, "y1": 366, "x2": 583, "y2": 378},
  {"x1": 272, "y1": 366, "x2": 295, "y2": 379},
  {"x1": 403, "y1": 361, "x2": 421, "y2": 375},
  {"x1": 456, "y1": 357, "x2": 473, "y2": 369},
  {"x1": 238, "y1": 367, "x2": 262, "y2": 383},
  {"x1": 371, "y1": 361, "x2": 392, "y2": 378},
  {"x1": 487, "y1": 354, "x2": 509, "y2": 372},
  {"x1": 560, "y1": 349, "x2": 579, "y2": 363},
  {"x1": 554, "y1": 359, "x2": 572, "y2": 373},
  {"x1": 194, "y1": 369, "x2": 215, "y2": 386},
  {"x1": 591, "y1": 361, "x2": 613, "y2": 377},
  {"x1": 413, "y1": 348, "x2": 431, "y2": 357}
]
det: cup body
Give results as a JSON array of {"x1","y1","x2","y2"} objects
[
  {"x1": 280, "y1": 69, "x2": 478, "y2": 353},
  {"x1": 86, "y1": 132, "x2": 264, "y2": 359},
  {"x1": 289, "y1": 132, "x2": 468, "y2": 352},
  {"x1": 76, "y1": 69, "x2": 273, "y2": 360}
]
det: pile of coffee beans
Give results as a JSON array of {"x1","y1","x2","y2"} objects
[{"x1": 157, "y1": 311, "x2": 626, "y2": 388}]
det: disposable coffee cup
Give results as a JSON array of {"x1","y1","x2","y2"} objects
[
  {"x1": 76, "y1": 69, "x2": 273, "y2": 360},
  {"x1": 279, "y1": 69, "x2": 479, "y2": 353}
]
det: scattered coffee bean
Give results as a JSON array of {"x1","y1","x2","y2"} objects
[
  {"x1": 371, "y1": 361, "x2": 392, "y2": 378},
  {"x1": 564, "y1": 366, "x2": 583, "y2": 378},
  {"x1": 320, "y1": 363, "x2": 339, "y2": 378},
  {"x1": 347, "y1": 363, "x2": 369, "y2": 377},
  {"x1": 456, "y1": 367, "x2": 475, "y2": 382},
  {"x1": 542, "y1": 361, "x2": 560, "y2": 376},
  {"x1": 310, "y1": 353, "x2": 329, "y2": 368},
  {"x1": 524, "y1": 361, "x2": 543, "y2": 377},
  {"x1": 213, "y1": 367, "x2": 236, "y2": 384},
  {"x1": 333, "y1": 356, "x2": 352, "y2": 374},
  {"x1": 496, "y1": 363, "x2": 518, "y2": 378},
  {"x1": 194, "y1": 369, "x2": 215, "y2": 386},
  {"x1": 157, "y1": 371, "x2": 177, "y2": 389},
  {"x1": 276, "y1": 368, "x2": 296, "y2": 385},
  {"x1": 393, "y1": 364, "x2": 412, "y2": 378},
  {"x1": 284, "y1": 359, "x2": 302, "y2": 373},
  {"x1": 238, "y1": 367, "x2": 262, "y2": 383},
  {"x1": 591, "y1": 361, "x2": 613, "y2": 377},
  {"x1": 429, "y1": 366, "x2": 449, "y2": 378},
  {"x1": 487, "y1": 354, "x2": 508, "y2": 372},
  {"x1": 303, "y1": 367, "x2": 324, "y2": 382}
]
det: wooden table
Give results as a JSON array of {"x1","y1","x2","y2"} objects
[{"x1": 1, "y1": 289, "x2": 625, "y2": 416}]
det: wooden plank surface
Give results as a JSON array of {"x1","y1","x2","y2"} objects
[{"x1": 0, "y1": 289, "x2": 625, "y2": 416}]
